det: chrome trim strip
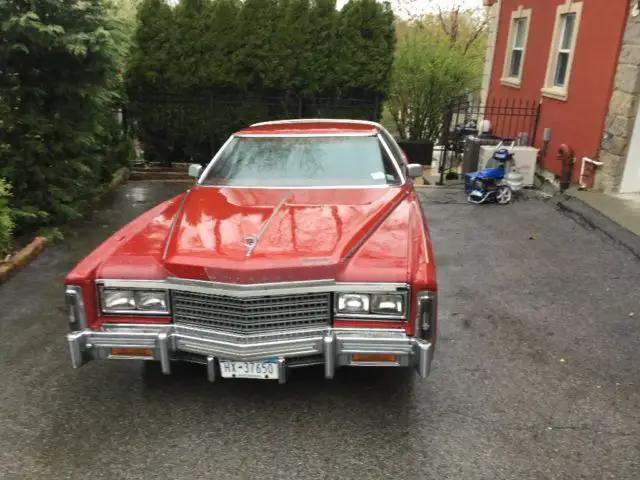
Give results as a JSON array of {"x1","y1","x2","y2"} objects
[
  {"x1": 324, "y1": 333, "x2": 335, "y2": 379},
  {"x1": 335, "y1": 315, "x2": 405, "y2": 321},
  {"x1": 173, "y1": 324, "x2": 328, "y2": 343},
  {"x1": 197, "y1": 134, "x2": 235, "y2": 185},
  {"x1": 376, "y1": 132, "x2": 406, "y2": 184},
  {"x1": 90, "y1": 332, "x2": 158, "y2": 348},
  {"x1": 349, "y1": 359, "x2": 401, "y2": 367},
  {"x1": 67, "y1": 331, "x2": 86, "y2": 368},
  {"x1": 415, "y1": 340, "x2": 432, "y2": 379},
  {"x1": 100, "y1": 324, "x2": 170, "y2": 333},
  {"x1": 250, "y1": 119, "x2": 383, "y2": 128},
  {"x1": 235, "y1": 132, "x2": 376, "y2": 138},
  {"x1": 157, "y1": 333, "x2": 171, "y2": 374},
  {"x1": 96, "y1": 278, "x2": 409, "y2": 298},
  {"x1": 194, "y1": 184, "x2": 395, "y2": 190},
  {"x1": 175, "y1": 333, "x2": 324, "y2": 361},
  {"x1": 277, "y1": 357, "x2": 286, "y2": 384},
  {"x1": 206, "y1": 356, "x2": 216, "y2": 382},
  {"x1": 247, "y1": 190, "x2": 292, "y2": 256}
]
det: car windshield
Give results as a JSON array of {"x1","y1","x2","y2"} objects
[{"x1": 200, "y1": 135, "x2": 402, "y2": 187}]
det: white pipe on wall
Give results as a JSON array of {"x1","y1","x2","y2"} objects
[{"x1": 579, "y1": 157, "x2": 604, "y2": 189}]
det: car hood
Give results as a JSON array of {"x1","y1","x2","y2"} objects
[{"x1": 156, "y1": 186, "x2": 407, "y2": 282}]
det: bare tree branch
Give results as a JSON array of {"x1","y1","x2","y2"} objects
[
  {"x1": 451, "y1": 6, "x2": 460, "y2": 45},
  {"x1": 462, "y1": 20, "x2": 489, "y2": 55},
  {"x1": 437, "y1": 6, "x2": 451, "y2": 37}
]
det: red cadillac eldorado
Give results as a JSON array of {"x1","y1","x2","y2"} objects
[{"x1": 65, "y1": 119, "x2": 438, "y2": 383}]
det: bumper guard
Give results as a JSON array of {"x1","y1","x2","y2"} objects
[{"x1": 66, "y1": 324, "x2": 433, "y2": 383}]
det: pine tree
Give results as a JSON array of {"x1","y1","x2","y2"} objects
[
  {"x1": 202, "y1": 0, "x2": 242, "y2": 89},
  {"x1": 308, "y1": 0, "x2": 338, "y2": 97},
  {"x1": 336, "y1": 0, "x2": 395, "y2": 99},
  {"x1": 127, "y1": 0, "x2": 175, "y2": 90},
  {"x1": 284, "y1": 0, "x2": 313, "y2": 95},
  {"x1": 234, "y1": 0, "x2": 280, "y2": 92}
]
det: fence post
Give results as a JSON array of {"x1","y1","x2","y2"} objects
[
  {"x1": 372, "y1": 94, "x2": 380, "y2": 121},
  {"x1": 531, "y1": 100, "x2": 542, "y2": 146},
  {"x1": 209, "y1": 93, "x2": 216, "y2": 158},
  {"x1": 121, "y1": 104, "x2": 128, "y2": 135},
  {"x1": 438, "y1": 102, "x2": 454, "y2": 185}
]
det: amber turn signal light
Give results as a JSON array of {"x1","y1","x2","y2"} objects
[
  {"x1": 351, "y1": 353, "x2": 397, "y2": 363},
  {"x1": 111, "y1": 347, "x2": 154, "y2": 357}
]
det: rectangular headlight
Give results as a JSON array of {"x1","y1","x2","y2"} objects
[
  {"x1": 101, "y1": 288, "x2": 169, "y2": 314},
  {"x1": 102, "y1": 289, "x2": 136, "y2": 311},
  {"x1": 335, "y1": 291, "x2": 406, "y2": 319},
  {"x1": 136, "y1": 291, "x2": 169, "y2": 311},
  {"x1": 371, "y1": 293, "x2": 404, "y2": 315},
  {"x1": 336, "y1": 293, "x2": 370, "y2": 314}
]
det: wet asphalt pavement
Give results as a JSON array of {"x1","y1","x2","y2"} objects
[{"x1": 0, "y1": 181, "x2": 639, "y2": 480}]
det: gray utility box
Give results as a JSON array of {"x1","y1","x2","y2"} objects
[{"x1": 462, "y1": 135, "x2": 503, "y2": 173}]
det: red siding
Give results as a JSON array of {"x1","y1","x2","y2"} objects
[{"x1": 488, "y1": 0, "x2": 629, "y2": 185}]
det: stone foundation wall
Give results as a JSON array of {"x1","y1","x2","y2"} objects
[
  {"x1": 480, "y1": 1, "x2": 501, "y2": 106},
  {"x1": 596, "y1": 1, "x2": 640, "y2": 192}
]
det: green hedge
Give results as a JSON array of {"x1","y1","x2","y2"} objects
[
  {"x1": 0, "y1": 179, "x2": 13, "y2": 255},
  {"x1": 125, "y1": 0, "x2": 396, "y2": 164},
  {"x1": 0, "y1": 0, "x2": 133, "y2": 238}
]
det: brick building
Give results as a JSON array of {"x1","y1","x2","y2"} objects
[{"x1": 480, "y1": 0, "x2": 640, "y2": 193}]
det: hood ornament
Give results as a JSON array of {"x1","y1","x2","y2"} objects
[
  {"x1": 243, "y1": 190, "x2": 292, "y2": 257},
  {"x1": 243, "y1": 235, "x2": 258, "y2": 256}
]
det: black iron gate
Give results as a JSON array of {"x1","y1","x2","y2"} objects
[
  {"x1": 121, "y1": 91, "x2": 381, "y2": 166},
  {"x1": 438, "y1": 96, "x2": 541, "y2": 184}
]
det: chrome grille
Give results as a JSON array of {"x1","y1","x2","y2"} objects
[{"x1": 171, "y1": 290, "x2": 331, "y2": 334}]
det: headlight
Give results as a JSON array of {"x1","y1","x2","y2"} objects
[
  {"x1": 101, "y1": 288, "x2": 169, "y2": 314},
  {"x1": 371, "y1": 293, "x2": 404, "y2": 315},
  {"x1": 137, "y1": 291, "x2": 169, "y2": 311},
  {"x1": 336, "y1": 292, "x2": 406, "y2": 318},
  {"x1": 337, "y1": 293, "x2": 370, "y2": 314}
]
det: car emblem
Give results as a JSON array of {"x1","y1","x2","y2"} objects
[{"x1": 243, "y1": 235, "x2": 258, "y2": 255}]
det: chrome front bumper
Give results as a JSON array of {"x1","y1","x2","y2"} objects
[{"x1": 66, "y1": 324, "x2": 433, "y2": 383}]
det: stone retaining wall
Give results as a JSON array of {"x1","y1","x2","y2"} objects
[
  {"x1": 596, "y1": 0, "x2": 640, "y2": 192},
  {"x1": 480, "y1": 0, "x2": 501, "y2": 107}
]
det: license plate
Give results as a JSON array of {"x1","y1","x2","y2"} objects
[{"x1": 218, "y1": 358, "x2": 279, "y2": 380}]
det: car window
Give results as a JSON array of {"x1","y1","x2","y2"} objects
[{"x1": 201, "y1": 135, "x2": 402, "y2": 187}]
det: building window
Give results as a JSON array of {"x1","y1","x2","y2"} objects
[
  {"x1": 553, "y1": 13, "x2": 576, "y2": 87},
  {"x1": 501, "y1": 7, "x2": 531, "y2": 88},
  {"x1": 542, "y1": 1, "x2": 583, "y2": 101}
]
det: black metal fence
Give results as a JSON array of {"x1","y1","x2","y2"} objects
[
  {"x1": 122, "y1": 91, "x2": 381, "y2": 166},
  {"x1": 438, "y1": 96, "x2": 541, "y2": 182}
]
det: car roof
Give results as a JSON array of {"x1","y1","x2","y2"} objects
[{"x1": 237, "y1": 118, "x2": 382, "y2": 136}]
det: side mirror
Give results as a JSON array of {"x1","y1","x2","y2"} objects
[
  {"x1": 188, "y1": 164, "x2": 203, "y2": 179},
  {"x1": 406, "y1": 163, "x2": 423, "y2": 178}
]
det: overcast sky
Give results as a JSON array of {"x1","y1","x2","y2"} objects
[
  {"x1": 337, "y1": 0, "x2": 484, "y2": 16},
  {"x1": 165, "y1": 0, "x2": 485, "y2": 16}
]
